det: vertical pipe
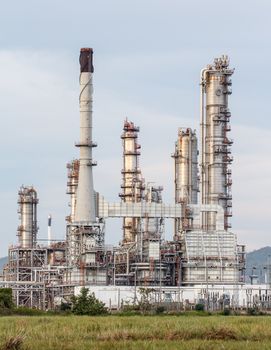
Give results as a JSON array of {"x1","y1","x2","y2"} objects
[
  {"x1": 47, "y1": 215, "x2": 52, "y2": 246},
  {"x1": 200, "y1": 69, "x2": 207, "y2": 229}
]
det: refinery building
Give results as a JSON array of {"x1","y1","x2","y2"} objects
[{"x1": 1, "y1": 48, "x2": 256, "y2": 310}]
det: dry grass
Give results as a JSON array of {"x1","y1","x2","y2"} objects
[
  {"x1": 0, "y1": 315, "x2": 271, "y2": 349},
  {"x1": 1, "y1": 335, "x2": 25, "y2": 350}
]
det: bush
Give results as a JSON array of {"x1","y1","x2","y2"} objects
[
  {"x1": 138, "y1": 288, "x2": 155, "y2": 314},
  {"x1": 222, "y1": 308, "x2": 231, "y2": 316},
  {"x1": 14, "y1": 307, "x2": 45, "y2": 316},
  {"x1": 247, "y1": 308, "x2": 258, "y2": 316},
  {"x1": 0, "y1": 307, "x2": 13, "y2": 316},
  {"x1": 0, "y1": 288, "x2": 14, "y2": 310},
  {"x1": 195, "y1": 303, "x2": 205, "y2": 311},
  {"x1": 115, "y1": 310, "x2": 141, "y2": 316},
  {"x1": 60, "y1": 301, "x2": 71, "y2": 312},
  {"x1": 155, "y1": 306, "x2": 165, "y2": 314},
  {"x1": 71, "y1": 287, "x2": 108, "y2": 315}
]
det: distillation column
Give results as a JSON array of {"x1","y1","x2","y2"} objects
[
  {"x1": 200, "y1": 55, "x2": 233, "y2": 230},
  {"x1": 17, "y1": 186, "x2": 39, "y2": 248},
  {"x1": 120, "y1": 120, "x2": 144, "y2": 243},
  {"x1": 172, "y1": 128, "x2": 198, "y2": 236}
]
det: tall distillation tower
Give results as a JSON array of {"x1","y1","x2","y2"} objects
[
  {"x1": 120, "y1": 120, "x2": 144, "y2": 244},
  {"x1": 179, "y1": 56, "x2": 244, "y2": 284},
  {"x1": 172, "y1": 128, "x2": 198, "y2": 237},
  {"x1": 17, "y1": 186, "x2": 39, "y2": 248},
  {"x1": 116, "y1": 120, "x2": 165, "y2": 285},
  {"x1": 200, "y1": 55, "x2": 233, "y2": 230}
]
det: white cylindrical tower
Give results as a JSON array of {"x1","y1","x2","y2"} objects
[
  {"x1": 17, "y1": 186, "x2": 38, "y2": 248},
  {"x1": 173, "y1": 128, "x2": 198, "y2": 205},
  {"x1": 200, "y1": 55, "x2": 233, "y2": 230},
  {"x1": 74, "y1": 48, "x2": 97, "y2": 223},
  {"x1": 120, "y1": 120, "x2": 144, "y2": 243},
  {"x1": 172, "y1": 128, "x2": 198, "y2": 235}
]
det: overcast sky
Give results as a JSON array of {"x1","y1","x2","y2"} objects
[{"x1": 0, "y1": 0, "x2": 270, "y2": 257}]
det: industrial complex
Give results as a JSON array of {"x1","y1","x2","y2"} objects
[{"x1": 2, "y1": 47, "x2": 267, "y2": 310}]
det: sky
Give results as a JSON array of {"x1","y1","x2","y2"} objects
[{"x1": 0, "y1": 0, "x2": 270, "y2": 257}]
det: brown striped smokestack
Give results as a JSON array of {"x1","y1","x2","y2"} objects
[{"x1": 79, "y1": 48, "x2": 94, "y2": 73}]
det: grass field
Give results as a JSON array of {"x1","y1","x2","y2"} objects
[{"x1": 1, "y1": 315, "x2": 271, "y2": 350}]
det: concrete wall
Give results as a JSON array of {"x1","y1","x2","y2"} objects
[{"x1": 75, "y1": 284, "x2": 271, "y2": 309}]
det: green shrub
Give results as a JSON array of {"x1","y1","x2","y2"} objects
[
  {"x1": 155, "y1": 306, "x2": 165, "y2": 314},
  {"x1": 0, "y1": 288, "x2": 14, "y2": 310},
  {"x1": 247, "y1": 308, "x2": 258, "y2": 316},
  {"x1": 195, "y1": 303, "x2": 205, "y2": 311},
  {"x1": 71, "y1": 287, "x2": 108, "y2": 315},
  {"x1": 115, "y1": 310, "x2": 141, "y2": 316},
  {"x1": 0, "y1": 307, "x2": 13, "y2": 316},
  {"x1": 138, "y1": 288, "x2": 155, "y2": 314},
  {"x1": 14, "y1": 307, "x2": 45, "y2": 316},
  {"x1": 222, "y1": 308, "x2": 231, "y2": 316},
  {"x1": 60, "y1": 301, "x2": 71, "y2": 312}
]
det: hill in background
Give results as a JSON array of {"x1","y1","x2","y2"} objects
[
  {"x1": 0, "y1": 256, "x2": 8, "y2": 272},
  {"x1": 245, "y1": 246, "x2": 271, "y2": 284}
]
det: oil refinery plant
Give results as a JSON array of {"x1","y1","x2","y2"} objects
[{"x1": 1, "y1": 48, "x2": 249, "y2": 309}]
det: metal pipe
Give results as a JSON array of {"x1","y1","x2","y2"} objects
[
  {"x1": 47, "y1": 214, "x2": 52, "y2": 246},
  {"x1": 200, "y1": 68, "x2": 209, "y2": 227}
]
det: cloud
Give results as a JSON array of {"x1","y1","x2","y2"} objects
[
  {"x1": 0, "y1": 50, "x2": 77, "y2": 255},
  {"x1": 232, "y1": 124, "x2": 271, "y2": 247},
  {"x1": 0, "y1": 44, "x2": 270, "y2": 256}
]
